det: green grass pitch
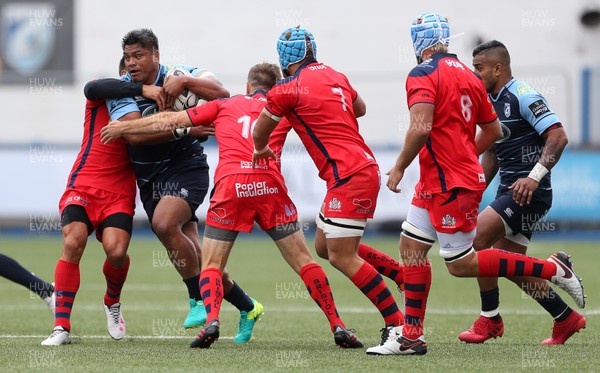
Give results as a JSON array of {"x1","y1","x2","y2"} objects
[{"x1": 0, "y1": 235, "x2": 597, "y2": 372}]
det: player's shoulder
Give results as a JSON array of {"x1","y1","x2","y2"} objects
[{"x1": 509, "y1": 79, "x2": 544, "y2": 101}]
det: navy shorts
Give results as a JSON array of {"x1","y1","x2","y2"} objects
[
  {"x1": 139, "y1": 160, "x2": 210, "y2": 224},
  {"x1": 489, "y1": 188, "x2": 552, "y2": 240}
]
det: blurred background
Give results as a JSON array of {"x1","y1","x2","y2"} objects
[{"x1": 0, "y1": 0, "x2": 598, "y2": 238}]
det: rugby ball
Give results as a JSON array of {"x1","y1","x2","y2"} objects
[{"x1": 166, "y1": 67, "x2": 200, "y2": 111}]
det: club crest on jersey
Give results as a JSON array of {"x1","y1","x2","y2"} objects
[
  {"x1": 328, "y1": 198, "x2": 342, "y2": 211},
  {"x1": 504, "y1": 102, "x2": 511, "y2": 118},
  {"x1": 441, "y1": 214, "x2": 456, "y2": 228}
]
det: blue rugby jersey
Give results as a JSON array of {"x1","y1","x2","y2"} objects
[
  {"x1": 490, "y1": 78, "x2": 560, "y2": 193},
  {"x1": 106, "y1": 64, "x2": 208, "y2": 188}
]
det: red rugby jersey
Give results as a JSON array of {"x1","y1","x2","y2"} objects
[
  {"x1": 66, "y1": 99, "x2": 136, "y2": 197},
  {"x1": 406, "y1": 53, "x2": 497, "y2": 195},
  {"x1": 186, "y1": 91, "x2": 289, "y2": 185},
  {"x1": 264, "y1": 61, "x2": 376, "y2": 187}
]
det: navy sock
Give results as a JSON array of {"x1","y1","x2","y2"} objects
[
  {"x1": 224, "y1": 281, "x2": 254, "y2": 312},
  {"x1": 536, "y1": 288, "x2": 572, "y2": 322},
  {"x1": 480, "y1": 287, "x2": 501, "y2": 320},
  {"x1": 0, "y1": 254, "x2": 54, "y2": 298},
  {"x1": 183, "y1": 275, "x2": 201, "y2": 301}
]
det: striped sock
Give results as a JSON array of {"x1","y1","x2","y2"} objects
[
  {"x1": 103, "y1": 256, "x2": 130, "y2": 306},
  {"x1": 403, "y1": 262, "x2": 431, "y2": 340},
  {"x1": 54, "y1": 259, "x2": 80, "y2": 331},
  {"x1": 350, "y1": 261, "x2": 404, "y2": 326},
  {"x1": 199, "y1": 268, "x2": 223, "y2": 323},
  {"x1": 478, "y1": 249, "x2": 556, "y2": 280},
  {"x1": 358, "y1": 244, "x2": 404, "y2": 287},
  {"x1": 300, "y1": 263, "x2": 344, "y2": 331}
]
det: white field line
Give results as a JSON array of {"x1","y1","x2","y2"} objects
[
  {"x1": 0, "y1": 335, "x2": 233, "y2": 339},
  {"x1": 1, "y1": 303, "x2": 598, "y2": 315}
]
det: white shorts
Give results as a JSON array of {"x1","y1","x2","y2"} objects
[
  {"x1": 316, "y1": 213, "x2": 366, "y2": 238},
  {"x1": 404, "y1": 204, "x2": 475, "y2": 262}
]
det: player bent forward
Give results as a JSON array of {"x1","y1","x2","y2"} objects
[{"x1": 101, "y1": 62, "x2": 363, "y2": 349}]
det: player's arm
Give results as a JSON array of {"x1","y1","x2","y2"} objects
[
  {"x1": 84, "y1": 79, "x2": 142, "y2": 100},
  {"x1": 387, "y1": 103, "x2": 433, "y2": 193},
  {"x1": 353, "y1": 94, "x2": 366, "y2": 118},
  {"x1": 101, "y1": 111, "x2": 190, "y2": 143},
  {"x1": 481, "y1": 145, "x2": 499, "y2": 188},
  {"x1": 510, "y1": 92, "x2": 567, "y2": 205},
  {"x1": 538, "y1": 125, "x2": 568, "y2": 170},
  {"x1": 252, "y1": 109, "x2": 281, "y2": 167},
  {"x1": 163, "y1": 69, "x2": 229, "y2": 106},
  {"x1": 475, "y1": 118, "x2": 502, "y2": 155}
]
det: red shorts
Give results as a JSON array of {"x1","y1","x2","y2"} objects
[
  {"x1": 59, "y1": 186, "x2": 135, "y2": 232},
  {"x1": 322, "y1": 165, "x2": 380, "y2": 219},
  {"x1": 206, "y1": 173, "x2": 298, "y2": 232},
  {"x1": 412, "y1": 187, "x2": 482, "y2": 233}
]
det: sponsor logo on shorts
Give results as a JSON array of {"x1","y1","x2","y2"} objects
[
  {"x1": 441, "y1": 214, "x2": 456, "y2": 228},
  {"x1": 466, "y1": 209, "x2": 478, "y2": 224},
  {"x1": 504, "y1": 207, "x2": 514, "y2": 218},
  {"x1": 65, "y1": 195, "x2": 88, "y2": 206},
  {"x1": 240, "y1": 161, "x2": 267, "y2": 170},
  {"x1": 210, "y1": 208, "x2": 234, "y2": 225},
  {"x1": 352, "y1": 198, "x2": 374, "y2": 214},
  {"x1": 478, "y1": 173, "x2": 486, "y2": 183},
  {"x1": 235, "y1": 181, "x2": 278, "y2": 198},
  {"x1": 328, "y1": 197, "x2": 342, "y2": 211}
]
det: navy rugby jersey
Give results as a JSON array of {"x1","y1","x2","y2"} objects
[
  {"x1": 106, "y1": 64, "x2": 208, "y2": 188},
  {"x1": 490, "y1": 78, "x2": 560, "y2": 192}
]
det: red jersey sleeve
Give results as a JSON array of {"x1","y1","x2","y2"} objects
[
  {"x1": 265, "y1": 81, "x2": 297, "y2": 119},
  {"x1": 477, "y1": 91, "x2": 498, "y2": 124},
  {"x1": 186, "y1": 100, "x2": 221, "y2": 127},
  {"x1": 406, "y1": 68, "x2": 437, "y2": 108}
]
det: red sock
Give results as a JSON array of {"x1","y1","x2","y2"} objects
[
  {"x1": 54, "y1": 259, "x2": 80, "y2": 331},
  {"x1": 199, "y1": 267, "x2": 223, "y2": 323},
  {"x1": 403, "y1": 262, "x2": 431, "y2": 340},
  {"x1": 350, "y1": 261, "x2": 404, "y2": 326},
  {"x1": 103, "y1": 256, "x2": 130, "y2": 306},
  {"x1": 300, "y1": 263, "x2": 345, "y2": 331},
  {"x1": 358, "y1": 244, "x2": 404, "y2": 287},
  {"x1": 478, "y1": 249, "x2": 556, "y2": 280}
]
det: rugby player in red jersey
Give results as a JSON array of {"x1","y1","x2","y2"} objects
[
  {"x1": 251, "y1": 27, "x2": 405, "y2": 345},
  {"x1": 41, "y1": 59, "x2": 163, "y2": 345},
  {"x1": 101, "y1": 62, "x2": 363, "y2": 349},
  {"x1": 366, "y1": 13, "x2": 585, "y2": 355}
]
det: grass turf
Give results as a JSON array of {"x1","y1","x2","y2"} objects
[{"x1": 0, "y1": 235, "x2": 597, "y2": 372}]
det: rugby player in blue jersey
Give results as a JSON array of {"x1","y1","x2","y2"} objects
[
  {"x1": 106, "y1": 29, "x2": 263, "y2": 342},
  {"x1": 459, "y1": 40, "x2": 585, "y2": 345}
]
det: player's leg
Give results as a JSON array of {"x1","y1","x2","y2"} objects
[
  {"x1": 98, "y1": 212, "x2": 133, "y2": 340},
  {"x1": 269, "y1": 222, "x2": 362, "y2": 348},
  {"x1": 366, "y1": 205, "x2": 435, "y2": 356},
  {"x1": 0, "y1": 254, "x2": 54, "y2": 312},
  {"x1": 42, "y1": 204, "x2": 92, "y2": 346},
  {"x1": 151, "y1": 196, "x2": 206, "y2": 328},
  {"x1": 190, "y1": 228, "x2": 235, "y2": 349},
  {"x1": 318, "y1": 214, "x2": 404, "y2": 329},
  {"x1": 184, "y1": 219, "x2": 259, "y2": 341},
  {"x1": 458, "y1": 206, "x2": 508, "y2": 343},
  {"x1": 357, "y1": 243, "x2": 404, "y2": 293},
  {"x1": 440, "y1": 188, "x2": 585, "y2": 307}
]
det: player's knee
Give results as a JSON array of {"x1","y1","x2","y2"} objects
[
  {"x1": 327, "y1": 251, "x2": 351, "y2": 271},
  {"x1": 152, "y1": 219, "x2": 177, "y2": 239},
  {"x1": 472, "y1": 235, "x2": 492, "y2": 251},
  {"x1": 62, "y1": 234, "x2": 86, "y2": 262},
  {"x1": 446, "y1": 262, "x2": 470, "y2": 277},
  {"x1": 315, "y1": 242, "x2": 329, "y2": 260},
  {"x1": 104, "y1": 244, "x2": 128, "y2": 266}
]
